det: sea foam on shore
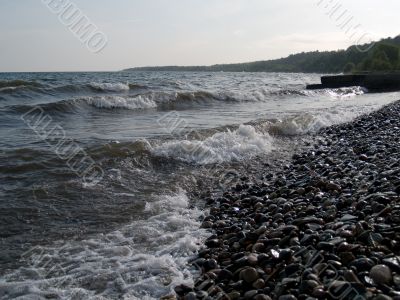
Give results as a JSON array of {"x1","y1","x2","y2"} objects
[{"x1": 176, "y1": 100, "x2": 400, "y2": 300}]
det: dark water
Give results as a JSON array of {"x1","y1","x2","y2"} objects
[{"x1": 0, "y1": 71, "x2": 398, "y2": 299}]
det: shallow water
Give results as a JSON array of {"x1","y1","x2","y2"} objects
[{"x1": 0, "y1": 71, "x2": 398, "y2": 299}]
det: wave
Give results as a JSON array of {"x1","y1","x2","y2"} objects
[
  {"x1": 326, "y1": 86, "x2": 366, "y2": 98},
  {"x1": 0, "y1": 80, "x2": 42, "y2": 89},
  {"x1": 48, "y1": 82, "x2": 148, "y2": 94},
  {"x1": 0, "y1": 78, "x2": 367, "y2": 119},
  {"x1": 7, "y1": 95, "x2": 158, "y2": 114},
  {"x1": 269, "y1": 89, "x2": 315, "y2": 97},
  {"x1": 75, "y1": 125, "x2": 275, "y2": 167},
  {"x1": 173, "y1": 86, "x2": 366, "y2": 103},
  {"x1": 152, "y1": 125, "x2": 274, "y2": 164},
  {"x1": 269, "y1": 86, "x2": 366, "y2": 98},
  {"x1": 0, "y1": 191, "x2": 209, "y2": 299},
  {"x1": 80, "y1": 123, "x2": 278, "y2": 165},
  {"x1": 86, "y1": 95, "x2": 157, "y2": 110},
  {"x1": 3, "y1": 90, "x2": 242, "y2": 114},
  {"x1": 0, "y1": 77, "x2": 366, "y2": 105},
  {"x1": 168, "y1": 86, "x2": 366, "y2": 104},
  {"x1": 88, "y1": 82, "x2": 130, "y2": 92},
  {"x1": 128, "y1": 83, "x2": 148, "y2": 90},
  {"x1": 174, "y1": 91, "x2": 235, "y2": 102},
  {"x1": 87, "y1": 140, "x2": 152, "y2": 162},
  {"x1": 266, "y1": 114, "x2": 331, "y2": 136},
  {"x1": 263, "y1": 107, "x2": 370, "y2": 136},
  {"x1": 0, "y1": 81, "x2": 148, "y2": 97},
  {"x1": 0, "y1": 80, "x2": 44, "y2": 95}
]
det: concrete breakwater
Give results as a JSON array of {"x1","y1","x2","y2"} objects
[{"x1": 307, "y1": 73, "x2": 400, "y2": 92}]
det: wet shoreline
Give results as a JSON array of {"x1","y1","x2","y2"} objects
[{"x1": 176, "y1": 100, "x2": 400, "y2": 300}]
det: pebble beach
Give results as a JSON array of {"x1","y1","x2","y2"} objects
[
  {"x1": 1, "y1": 72, "x2": 399, "y2": 299},
  {"x1": 175, "y1": 100, "x2": 400, "y2": 300}
]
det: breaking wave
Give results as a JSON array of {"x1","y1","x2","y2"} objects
[
  {"x1": 6, "y1": 95, "x2": 158, "y2": 114},
  {"x1": 1, "y1": 71, "x2": 396, "y2": 300},
  {"x1": 88, "y1": 82, "x2": 130, "y2": 92},
  {"x1": 48, "y1": 82, "x2": 148, "y2": 94},
  {"x1": 265, "y1": 107, "x2": 371, "y2": 136},
  {"x1": 152, "y1": 125, "x2": 274, "y2": 164},
  {"x1": 86, "y1": 95, "x2": 157, "y2": 110},
  {"x1": 270, "y1": 86, "x2": 365, "y2": 97},
  {"x1": 0, "y1": 77, "x2": 366, "y2": 108},
  {"x1": 0, "y1": 191, "x2": 209, "y2": 300},
  {"x1": 0, "y1": 81, "x2": 148, "y2": 97}
]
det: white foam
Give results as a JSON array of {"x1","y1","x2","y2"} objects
[
  {"x1": 0, "y1": 191, "x2": 209, "y2": 300},
  {"x1": 268, "y1": 108, "x2": 370, "y2": 136},
  {"x1": 89, "y1": 82, "x2": 130, "y2": 92},
  {"x1": 86, "y1": 95, "x2": 157, "y2": 110},
  {"x1": 326, "y1": 86, "x2": 366, "y2": 98},
  {"x1": 152, "y1": 124, "x2": 274, "y2": 164},
  {"x1": 268, "y1": 113, "x2": 328, "y2": 136}
]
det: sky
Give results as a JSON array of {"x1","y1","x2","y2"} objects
[{"x1": 0, "y1": 0, "x2": 399, "y2": 72}]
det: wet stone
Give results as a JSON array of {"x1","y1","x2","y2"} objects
[
  {"x1": 217, "y1": 269, "x2": 233, "y2": 281},
  {"x1": 252, "y1": 278, "x2": 265, "y2": 289},
  {"x1": 227, "y1": 291, "x2": 241, "y2": 300},
  {"x1": 293, "y1": 217, "x2": 324, "y2": 226},
  {"x1": 195, "y1": 291, "x2": 208, "y2": 299},
  {"x1": 370, "y1": 265, "x2": 393, "y2": 285},
  {"x1": 383, "y1": 257, "x2": 400, "y2": 273},
  {"x1": 248, "y1": 254, "x2": 259, "y2": 265},
  {"x1": 305, "y1": 280, "x2": 320, "y2": 290},
  {"x1": 205, "y1": 239, "x2": 221, "y2": 248},
  {"x1": 285, "y1": 263, "x2": 301, "y2": 276},
  {"x1": 279, "y1": 249, "x2": 294, "y2": 261},
  {"x1": 373, "y1": 295, "x2": 393, "y2": 300},
  {"x1": 317, "y1": 241, "x2": 335, "y2": 251},
  {"x1": 244, "y1": 290, "x2": 258, "y2": 299},
  {"x1": 205, "y1": 259, "x2": 218, "y2": 270},
  {"x1": 254, "y1": 295, "x2": 272, "y2": 300},
  {"x1": 312, "y1": 287, "x2": 326, "y2": 298},
  {"x1": 351, "y1": 258, "x2": 376, "y2": 272},
  {"x1": 240, "y1": 267, "x2": 259, "y2": 283},
  {"x1": 340, "y1": 214, "x2": 357, "y2": 222},
  {"x1": 175, "y1": 284, "x2": 193, "y2": 296},
  {"x1": 279, "y1": 295, "x2": 297, "y2": 300},
  {"x1": 201, "y1": 221, "x2": 213, "y2": 228},
  {"x1": 180, "y1": 102, "x2": 400, "y2": 300},
  {"x1": 253, "y1": 243, "x2": 265, "y2": 253},
  {"x1": 183, "y1": 292, "x2": 197, "y2": 300}
]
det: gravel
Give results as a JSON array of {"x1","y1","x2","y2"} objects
[{"x1": 173, "y1": 100, "x2": 400, "y2": 300}]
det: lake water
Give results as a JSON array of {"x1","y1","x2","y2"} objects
[{"x1": 0, "y1": 71, "x2": 398, "y2": 299}]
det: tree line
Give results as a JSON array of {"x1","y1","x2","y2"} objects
[{"x1": 124, "y1": 35, "x2": 400, "y2": 74}]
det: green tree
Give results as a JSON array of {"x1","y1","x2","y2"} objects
[
  {"x1": 370, "y1": 59, "x2": 393, "y2": 71},
  {"x1": 343, "y1": 62, "x2": 356, "y2": 73},
  {"x1": 125, "y1": 35, "x2": 400, "y2": 73},
  {"x1": 375, "y1": 43, "x2": 400, "y2": 62}
]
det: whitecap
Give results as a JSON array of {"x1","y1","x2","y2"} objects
[
  {"x1": 152, "y1": 124, "x2": 274, "y2": 164},
  {"x1": 89, "y1": 82, "x2": 130, "y2": 92},
  {"x1": 86, "y1": 95, "x2": 157, "y2": 110}
]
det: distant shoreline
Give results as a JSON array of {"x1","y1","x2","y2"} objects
[{"x1": 124, "y1": 35, "x2": 400, "y2": 74}]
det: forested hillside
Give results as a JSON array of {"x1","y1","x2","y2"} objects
[{"x1": 124, "y1": 35, "x2": 400, "y2": 73}]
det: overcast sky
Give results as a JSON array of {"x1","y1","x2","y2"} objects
[{"x1": 0, "y1": 0, "x2": 398, "y2": 72}]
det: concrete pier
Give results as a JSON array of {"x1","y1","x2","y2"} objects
[{"x1": 307, "y1": 73, "x2": 400, "y2": 92}]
